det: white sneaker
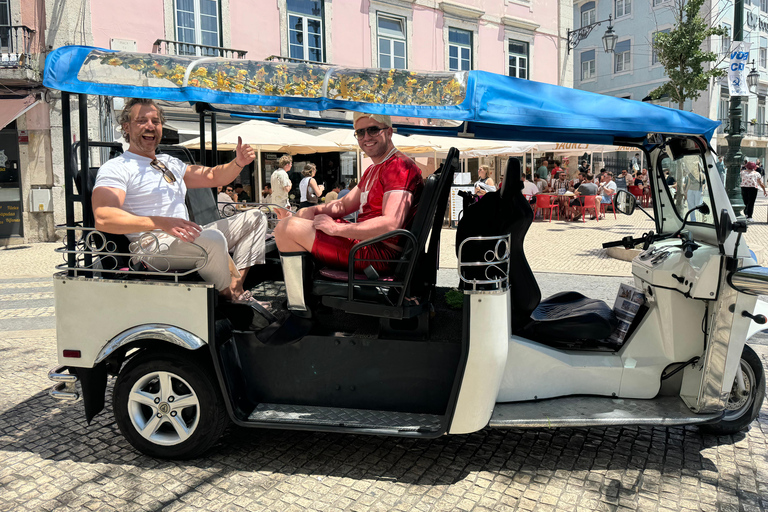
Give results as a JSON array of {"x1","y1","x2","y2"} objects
[{"x1": 746, "y1": 217, "x2": 754, "y2": 223}]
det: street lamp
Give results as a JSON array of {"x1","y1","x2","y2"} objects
[
  {"x1": 747, "y1": 59, "x2": 760, "y2": 93},
  {"x1": 725, "y1": 0, "x2": 747, "y2": 218},
  {"x1": 567, "y1": 15, "x2": 618, "y2": 54}
]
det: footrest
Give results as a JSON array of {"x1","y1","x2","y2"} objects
[
  {"x1": 248, "y1": 403, "x2": 442, "y2": 432},
  {"x1": 489, "y1": 396, "x2": 722, "y2": 428}
]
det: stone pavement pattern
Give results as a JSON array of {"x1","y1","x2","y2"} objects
[{"x1": 2, "y1": 199, "x2": 768, "y2": 511}]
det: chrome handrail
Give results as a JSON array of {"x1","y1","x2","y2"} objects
[
  {"x1": 55, "y1": 226, "x2": 207, "y2": 281},
  {"x1": 457, "y1": 234, "x2": 511, "y2": 292}
]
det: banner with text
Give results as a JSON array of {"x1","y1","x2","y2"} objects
[{"x1": 728, "y1": 41, "x2": 752, "y2": 96}]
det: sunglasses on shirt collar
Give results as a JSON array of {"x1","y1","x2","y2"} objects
[{"x1": 150, "y1": 159, "x2": 176, "y2": 183}]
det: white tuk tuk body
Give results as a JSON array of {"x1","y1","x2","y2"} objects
[{"x1": 44, "y1": 46, "x2": 766, "y2": 458}]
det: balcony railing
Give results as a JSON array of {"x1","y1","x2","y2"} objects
[
  {"x1": 718, "y1": 119, "x2": 768, "y2": 137},
  {"x1": 0, "y1": 26, "x2": 36, "y2": 69},
  {"x1": 265, "y1": 55, "x2": 325, "y2": 65},
  {"x1": 153, "y1": 39, "x2": 247, "y2": 59}
]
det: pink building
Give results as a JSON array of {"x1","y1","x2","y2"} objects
[
  {"x1": 0, "y1": 0, "x2": 567, "y2": 243},
  {"x1": 88, "y1": 0, "x2": 564, "y2": 84}
]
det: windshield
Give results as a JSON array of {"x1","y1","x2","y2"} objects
[{"x1": 660, "y1": 152, "x2": 714, "y2": 226}]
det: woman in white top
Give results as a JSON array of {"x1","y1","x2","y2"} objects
[
  {"x1": 299, "y1": 163, "x2": 324, "y2": 210},
  {"x1": 474, "y1": 165, "x2": 496, "y2": 198},
  {"x1": 741, "y1": 161, "x2": 767, "y2": 221}
]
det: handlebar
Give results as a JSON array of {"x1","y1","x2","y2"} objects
[{"x1": 602, "y1": 231, "x2": 656, "y2": 250}]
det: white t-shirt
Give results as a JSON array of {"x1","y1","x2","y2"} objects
[
  {"x1": 270, "y1": 169, "x2": 291, "y2": 208},
  {"x1": 94, "y1": 151, "x2": 189, "y2": 240},
  {"x1": 601, "y1": 180, "x2": 617, "y2": 198},
  {"x1": 522, "y1": 180, "x2": 539, "y2": 196}
]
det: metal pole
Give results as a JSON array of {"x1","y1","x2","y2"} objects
[
  {"x1": 61, "y1": 92, "x2": 76, "y2": 274},
  {"x1": 725, "y1": 0, "x2": 746, "y2": 217},
  {"x1": 211, "y1": 112, "x2": 218, "y2": 167},
  {"x1": 198, "y1": 111, "x2": 206, "y2": 166},
  {"x1": 78, "y1": 94, "x2": 92, "y2": 269}
]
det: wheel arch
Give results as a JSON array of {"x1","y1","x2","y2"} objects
[{"x1": 77, "y1": 325, "x2": 209, "y2": 424}]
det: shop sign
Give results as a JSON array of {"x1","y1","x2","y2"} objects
[
  {"x1": 554, "y1": 143, "x2": 590, "y2": 150},
  {"x1": 17, "y1": 131, "x2": 28, "y2": 144},
  {"x1": 746, "y1": 12, "x2": 768, "y2": 32},
  {"x1": 0, "y1": 202, "x2": 22, "y2": 237}
]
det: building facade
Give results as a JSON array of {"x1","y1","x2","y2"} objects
[
  {"x1": 0, "y1": 0, "x2": 49, "y2": 242},
  {"x1": 0, "y1": 0, "x2": 573, "y2": 244}
]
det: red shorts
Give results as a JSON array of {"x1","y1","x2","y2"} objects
[{"x1": 311, "y1": 229, "x2": 401, "y2": 273}]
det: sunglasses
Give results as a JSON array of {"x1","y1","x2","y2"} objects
[
  {"x1": 354, "y1": 126, "x2": 385, "y2": 140},
  {"x1": 150, "y1": 159, "x2": 176, "y2": 184}
]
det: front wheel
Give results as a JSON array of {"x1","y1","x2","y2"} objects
[
  {"x1": 700, "y1": 344, "x2": 765, "y2": 436},
  {"x1": 113, "y1": 350, "x2": 228, "y2": 459}
]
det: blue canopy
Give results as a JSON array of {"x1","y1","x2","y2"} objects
[{"x1": 43, "y1": 45, "x2": 719, "y2": 145}]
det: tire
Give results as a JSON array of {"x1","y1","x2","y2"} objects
[
  {"x1": 700, "y1": 344, "x2": 766, "y2": 436},
  {"x1": 113, "y1": 349, "x2": 228, "y2": 459}
]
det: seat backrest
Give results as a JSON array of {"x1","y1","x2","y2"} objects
[
  {"x1": 535, "y1": 194, "x2": 553, "y2": 207},
  {"x1": 186, "y1": 187, "x2": 221, "y2": 225},
  {"x1": 416, "y1": 147, "x2": 458, "y2": 295},
  {"x1": 456, "y1": 158, "x2": 541, "y2": 331}
]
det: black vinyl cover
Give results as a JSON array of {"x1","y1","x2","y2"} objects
[{"x1": 523, "y1": 291, "x2": 618, "y2": 341}]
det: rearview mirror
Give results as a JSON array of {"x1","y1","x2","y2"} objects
[
  {"x1": 717, "y1": 209, "x2": 732, "y2": 245},
  {"x1": 614, "y1": 190, "x2": 636, "y2": 215}
]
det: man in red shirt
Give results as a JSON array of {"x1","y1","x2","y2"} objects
[{"x1": 274, "y1": 112, "x2": 424, "y2": 318}]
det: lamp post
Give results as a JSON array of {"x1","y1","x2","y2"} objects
[
  {"x1": 567, "y1": 15, "x2": 618, "y2": 54},
  {"x1": 725, "y1": 0, "x2": 747, "y2": 218}
]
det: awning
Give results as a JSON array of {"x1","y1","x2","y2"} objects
[
  {"x1": 180, "y1": 119, "x2": 343, "y2": 154},
  {"x1": 0, "y1": 94, "x2": 39, "y2": 131}
]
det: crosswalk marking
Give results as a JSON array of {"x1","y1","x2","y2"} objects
[
  {"x1": 0, "y1": 281, "x2": 53, "y2": 290},
  {"x1": 0, "y1": 292, "x2": 54, "y2": 301},
  {"x1": 0, "y1": 307, "x2": 55, "y2": 319}
]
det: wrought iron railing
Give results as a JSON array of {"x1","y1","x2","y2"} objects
[
  {"x1": 153, "y1": 39, "x2": 247, "y2": 59},
  {"x1": 717, "y1": 119, "x2": 768, "y2": 137},
  {"x1": 265, "y1": 55, "x2": 325, "y2": 65},
  {"x1": 0, "y1": 25, "x2": 36, "y2": 69}
]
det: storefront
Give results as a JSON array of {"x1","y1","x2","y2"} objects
[{"x1": 0, "y1": 120, "x2": 22, "y2": 238}]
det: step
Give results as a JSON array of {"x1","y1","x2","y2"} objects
[
  {"x1": 248, "y1": 403, "x2": 443, "y2": 432},
  {"x1": 489, "y1": 396, "x2": 721, "y2": 428}
]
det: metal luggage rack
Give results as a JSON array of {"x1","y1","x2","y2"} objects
[
  {"x1": 55, "y1": 226, "x2": 207, "y2": 281},
  {"x1": 457, "y1": 234, "x2": 511, "y2": 292}
]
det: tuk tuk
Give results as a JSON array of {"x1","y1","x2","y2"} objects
[{"x1": 44, "y1": 46, "x2": 766, "y2": 459}]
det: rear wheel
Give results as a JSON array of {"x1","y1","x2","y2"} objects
[
  {"x1": 700, "y1": 344, "x2": 765, "y2": 436},
  {"x1": 113, "y1": 350, "x2": 228, "y2": 459}
]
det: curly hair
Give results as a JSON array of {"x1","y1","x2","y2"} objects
[
  {"x1": 277, "y1": 154, "x2": 292, "y2": 168},
  {"x1": 117, "y1": 98, "x2": 165, "y2": 143},
  {"x1": 301, "y1": 163, "x2": 317, "y2": 177}
]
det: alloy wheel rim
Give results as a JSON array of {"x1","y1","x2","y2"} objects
[
  {"x1": 126, "y1": 371, "x2": 200, "y2": 446},
  {"x1": 723, "y1": 359, "x2": 756, "y2": 422}
]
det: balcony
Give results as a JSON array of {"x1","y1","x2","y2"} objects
[
  {"x1": 718, "y1": 119, "x2": 768, "y2": 137},
  {"x1": 265, "y1": 55, "x2": 324, "y2": 65},
  {"x1": 153, "y1": 39, "x2": 247, "y2": 59},
  {"x1": 0, "y1": 26, "x2": 41, "y2": 87}
]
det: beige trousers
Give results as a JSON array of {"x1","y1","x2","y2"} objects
[{"x1": 133, "y1": 209, "x2": 267, "y2": 291}]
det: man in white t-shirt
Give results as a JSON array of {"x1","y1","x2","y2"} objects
[
  {"x1": 92, "y1": 98, "x2": 267, "y2": 305},
  {"x1": 270, "y1": 155, "x2": 293, "y2": 219},
  {"x1": 598, "y1": 172, "x2": 618, "y2": 205},
  {"x1": 521, "y1": 174, "x2": 539, "y2": 204}
]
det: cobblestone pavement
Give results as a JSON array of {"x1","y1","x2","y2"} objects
[
  {"x1": 2, "y1": 197, "x2": 768, "y2": 511},
  {"x1": 0, "y1": 274, "x2": 767, "y2": 511}
]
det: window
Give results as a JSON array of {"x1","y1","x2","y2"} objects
[
  {"x1": 175, "y1": 0, "x2": 220, "y2": 55},
  {"x1": 759, "y1": 99, "x2": 766, "y2": 135},
  {"x1": 761, "y1": 37, "x2": 767, "y2": 68},
  {"x1": 723, "y1": 24, "x2": 731, "y2": 54},
  {"x1": 581, "y1": 2, "x2": 596, "y2": 27},
  {"x1": 652, "y1": 29, "x2": 669, "y2": 65},
  {"x1": 762, "y1": 0, "x2": 768, "y2": 11},
  {"x1": 615, "y1": 39, "x2": 631, "y2": 72},
  {"x1": 719, "y1": 88, "x2": 729, "y2": 121},
  {"x1": 377, "y1": 14, "x2": 406, "y2": 69},
  {"x1": 448, "y1": 28, "x2": 472, "y2": 71},
  {"x1": 288, "y1": 0, "x2": 324, "y2": 62},
  {"x1": 652, "y1": 0, "x2": 668, "y2": 5},
  {"x1": 615, "y1": 0, "x2": 631, "y2": 17},
  {"x1": 508, "y1": 40, "x2": 529, "y2": 79},
  {"x1": 581, "y1": 49, "x2": 595, "y2": 80}
]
